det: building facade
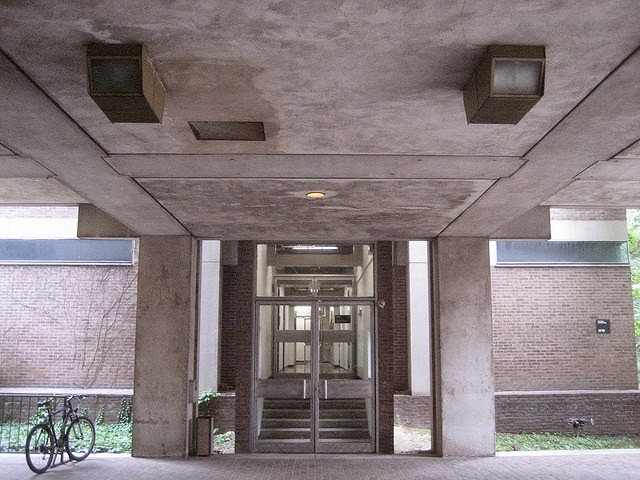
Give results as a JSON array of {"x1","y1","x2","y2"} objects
[{"x1": 1, "y1": 206, "x2": 637, "y2": 452}]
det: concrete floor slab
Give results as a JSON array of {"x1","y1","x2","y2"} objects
[{"x1": 2, "y1": 452, "x2": 640, "y2": 480}]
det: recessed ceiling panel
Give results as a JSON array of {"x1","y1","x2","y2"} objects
[
  {"x1": 188, "y1": 121, "x2": 266, "y2": 141},
  {"x1": 138, "y1": 178, "x2": 493, "y2": 240}
]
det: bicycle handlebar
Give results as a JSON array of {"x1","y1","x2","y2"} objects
[{"x1": 36, "y1": 394, "x2": 86, "y2": 410}]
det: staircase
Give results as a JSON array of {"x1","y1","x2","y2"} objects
[{"x1": 258, "y1": 398, "x2": 371, "y2": 443}]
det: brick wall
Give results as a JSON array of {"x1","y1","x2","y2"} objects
[
  {"x1": 376, "y1": 241, "x2": 395, "y2": 454},
  {"x1": 210, "y1": 393, "x2": 236, "y2": 434},
  {"x1": 492, "y1": 265, "x2": 638, "y2": 391},
  {"x1": 392, "y1": 265, "x2": 409, "y2": 393},
  {"x1": 394, "y1": 391, "x2": 640, "y2": 436},
  {"x1": 219, "y1": 264, "x2": 238, "y2": 391},
  {"x1": 394, "y1": 394, "x2": 431, "y2": 428},
  {"x1": 232, "y1": 241, "x2": 255, "y2": 453},
  {"x1": 495, "y1": 391, "x2": 640, "y2": 435},
  {"x1": 0, "y1": 264, "x2": 137, "y2": 389}
]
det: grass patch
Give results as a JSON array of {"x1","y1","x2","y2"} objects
[
  {"x1": 496, "y1": 432, "x2": 640, "y2": 452},
  {"x1": 93, "y1": 423, "x2": 132, "y2": 453},
  {"x1": 213, "y1": 430, "x2": 235, "y2": 454},
  {"x1": 0, "y1": 422, "x2": 31, "y2": 452}
]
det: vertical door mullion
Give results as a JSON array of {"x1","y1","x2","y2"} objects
[{"x1": 311, "y1": 300, "x2": 319, "y2": 450}]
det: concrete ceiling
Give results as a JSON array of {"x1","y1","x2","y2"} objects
[{"x1": 0, "y1": 1, "x2": 639, "y2": 239}]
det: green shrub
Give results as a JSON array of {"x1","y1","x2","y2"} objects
[
  {"x1": 95, "y1": 405, "x2": 105, "y2": 425},
  {"x1": 117, "y1": 398, "x2": 133, "y2": 425},
  {"x1": 93, "y1": 423, "x2": 132, "y2": 453},
  {"x1": 198, "y1": 389, "x2": 221, "y2": 417}
]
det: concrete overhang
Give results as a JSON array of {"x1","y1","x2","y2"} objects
[{"x1": 0, "y1": 2, "x2": 638, "y2": 239}]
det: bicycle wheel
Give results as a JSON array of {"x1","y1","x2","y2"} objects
[
  {"x1": 25, "y1": 423, "x2": 54, "y2": 474},
  {"x1": 65, "y1": 416, "x2": 95, "y2": 461}
]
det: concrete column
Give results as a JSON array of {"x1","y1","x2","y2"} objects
[
  {"x1": 132, "y1": 236, "x2": 197, "y2": 457},
  {"x1": 408, "y1": 241, "x2": 431, "y2": 396},
  {"x1": 431, "y1": 237, "x2": 495, "y2": 456},
  {"x1": 198, "y1": 240, "x2": 221, "y2": 392}
]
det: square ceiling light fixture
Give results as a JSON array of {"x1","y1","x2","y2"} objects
[
  {"x1": 463, "y1": 45, "x2": 545, "y2": 124},
  {"x1": 87, "y1": 43, "x2": 165, "y2": 123}
]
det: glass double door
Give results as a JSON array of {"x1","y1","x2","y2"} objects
[{"x1": 255, "y1": 301, "x2": 375, "y2": 453}]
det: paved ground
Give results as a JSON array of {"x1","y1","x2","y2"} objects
[{"x1": 3, "y1": 451, "x2": 640, "y2": 479}]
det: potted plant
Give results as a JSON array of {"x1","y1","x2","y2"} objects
[{"x1": 196, "y1": 389, "x2": 220, "y2": 456}]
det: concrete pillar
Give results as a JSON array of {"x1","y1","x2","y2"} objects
[
  {"x1": 198, "y1": 240, "x2": 221, "y2": 392},
  {"x1": 408, "y1": 241, "x2": 431, "y2": 396},
  {"x1": 431, "y1": 237, "x2": 495, "y2": 456},
  {"x1": 132, "y1": 236, "x2": 197, "y2": 457}
]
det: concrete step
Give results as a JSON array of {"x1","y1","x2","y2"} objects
[
  {"x1": 263, "y1": 399, "x2": 311, "y2": 410},
  {"x1": 319, "y1": 409, "x2": 367, "y2": 419},
  {"x1": 319, "y1": 399, "x2": 367, "y2": 410},
  {"x1": 319, "y1": 428, "x2": 371, "y2": 440},
  {"x1": 262, "y1": 417, "x2": 368, "y2": 430},
  {"x1": 258, "y1": 428, "x2": 312, "y2": 440},
  {"x1": 260, "y1": 397, "x2": 370, "y2": 443},
  {"x1": 262, "y1": 418, "x2": 311, "y2": 429},
  {"x1": 319, "y1": 418, "x2": 368, "y2": 428},
  {"x1": 262, "y1": 408, "x2": 311, "y2": 419}
]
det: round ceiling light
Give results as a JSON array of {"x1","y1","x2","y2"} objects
[{"x1": 305, "y1": 191, "x2": 326, "y2": 199}]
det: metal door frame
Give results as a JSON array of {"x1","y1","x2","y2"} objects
[{"x1": 253, "y1": 298, "x2": 376, "y2": 453}]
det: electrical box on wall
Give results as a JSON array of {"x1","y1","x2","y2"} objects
[{"x1": 596, "y1": 319, "x2": 610, "y2": 334}]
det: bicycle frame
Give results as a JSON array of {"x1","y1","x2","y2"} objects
[
  {"x1": 39, "y1": 396, "x2": 80, "y2": 464},
  {"x1": 26, "y1": 394, "x2": 95, "y2": 474}
]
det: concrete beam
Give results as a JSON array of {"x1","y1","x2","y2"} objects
[
  {"x1": 0, "y1": 50, "x2": 187, "y2": 235},
  {"x1": 77, "y1": 204, "x2": 139, "y2": 238},
  {"x1": 0, "y1": 156, "x2": 52, "y2": 178},
  {"x1": 442, "y1": 46, "x2": 640, "y2": 237},
  {"x1": 491, "y1": 206, "x2": 551, "y2": 240},
  {"x1": 431, "y1": 237, "x2": 495, "y2": 456},
  {"x1": 106, "y1": 154, "x2": 523, "y2": 180}
]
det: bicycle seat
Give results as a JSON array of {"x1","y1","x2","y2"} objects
[{"x1": 37, "y1": 400, "x2": 51, "y2": 407}]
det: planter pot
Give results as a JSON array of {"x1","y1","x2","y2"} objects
[{"x1": 196, "y1": 416, "x2": 214, "y2": 456}]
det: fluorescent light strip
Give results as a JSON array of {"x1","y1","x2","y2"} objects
[{"x1": 287, "y1": 245, "x2": 339, "y2": 251}]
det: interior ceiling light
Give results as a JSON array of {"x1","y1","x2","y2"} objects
[
  {"x1": 87, "y1": 43, "x2": 165, "y2": 123},
  {"x1": 188, "y1": 121, "x2": 266, "y2": 141},
  {"x1": 463, "y1": 45, "x2": 545, "y2": 124},
  {"x1": 305, "y1": 191, "x2": 326, "y2": 199},
  {"x1": 288, "y1": 245, "x2": 339, "y2": 251}
]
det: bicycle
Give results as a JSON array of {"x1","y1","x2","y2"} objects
[{"x1": 25, "y1": 394, "x2": 96, "y2": 474}]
